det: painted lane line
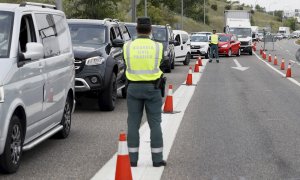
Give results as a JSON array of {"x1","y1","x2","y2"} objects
[
  {"x1": 91, "y1": 60, "x2": 208, "y2": 180},
  {"x1": 231, "y1": 59, "x2": 249, "y2": 71},
  {"x1": 254, "y1": 52, "x2": 300, "y2": 88}
]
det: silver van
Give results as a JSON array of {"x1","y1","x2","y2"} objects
[{"x1": 0, "y1": 2, "x2": 75, "y2": 173}]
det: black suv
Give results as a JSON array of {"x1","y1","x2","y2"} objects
[
  {"x1": 125, "y1": 23, "x2": 176, "y2": 73},
  {"x1": 68, "y1": 19, "x2": 130, "y2": 111}
]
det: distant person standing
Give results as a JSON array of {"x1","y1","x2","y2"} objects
[
  {"x1": 123, "y1": 17, "x2": 167, "y2": 167},
  {"x1": 209, "y1": 29, "x2": 219, "y2": 63}
]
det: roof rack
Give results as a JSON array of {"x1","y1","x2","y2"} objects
[
  {"x1": 20, "y1": 2, "x2": 57, "y2": 9},
  {"x1": 104, "y1": 18, "x2": 113, "y2": 24}
]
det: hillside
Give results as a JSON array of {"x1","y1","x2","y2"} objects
[{"x1": 172, "y1": 0, "x2": 283, "y2": 33}]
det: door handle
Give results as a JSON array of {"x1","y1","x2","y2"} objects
[{"x1": 181, "y1": 46, "x2": 183, "y2": 50}]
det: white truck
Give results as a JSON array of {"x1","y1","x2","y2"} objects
[
  {"x1": 224, "y1": 10, "x2": 252, "y2": 55},
  {"x1": 278, "y1": 27, "x2": 290, "y2": 38}
]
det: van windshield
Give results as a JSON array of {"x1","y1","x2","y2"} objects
[
  {"x1": 0, "y1": 11, "x2": 13, "y2": 58},
  {"x1": 190, "y1": 35, "x2": 208, "y2": 42},
  {"x1": 69, "y1": 24, "x2": 106, "y2": 47},
  {"x1": 126, "y1": 25, "x2": 137, "y2": 40},
  {"x1": 152, "y1": 27, "x2": 167, "y2": 42}
]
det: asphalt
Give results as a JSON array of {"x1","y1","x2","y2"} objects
[
  {"x1": 162, "y1": 43, "x2": 300, "y2": 179},
  {"x1": 0, "y1": 58, "x2": 194, "y2": 179}
]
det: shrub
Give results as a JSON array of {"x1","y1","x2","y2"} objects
[
  {"x1": 211, "y1": 4, "x2": 218, "y2": 11},
  {"x1": 225, "y1": 5, "x2": 231, "y2": 10}
]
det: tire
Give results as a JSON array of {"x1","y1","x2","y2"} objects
[
  {"x1": 98, "y1": 73, "x2": 117, "y2": 111},
  {"x1": 249, "y1": 50, "x2": 253, "y2": 55},
  {"x1": 237, "y1": 48, "x2": 241, "y2": 56},
  {"x1": 56, "y1": 96, "x2": 72, "y2": 139},
  {"x1": 0, "y1": 115, "x2": 23, "y2": 174},
  {"x1": 227, "y1": 49, "x2": 232, "y2": 57},
  {"x1": 121, "y1": 86, "x2": 127, "y2": 98},
  {"x1": 183, "y1": 53, "x2": 191, "y2": 65}
]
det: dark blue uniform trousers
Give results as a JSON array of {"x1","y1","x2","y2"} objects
[{"x1": 127, "y1": 83, "x2": 163, "y2": 163}]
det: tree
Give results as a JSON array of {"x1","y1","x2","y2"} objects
[{"x1": 284, "y1": 17, "x2": 297, "y2": 31}]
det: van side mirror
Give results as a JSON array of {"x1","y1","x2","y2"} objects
[
  {"x1": 18, "y1": 43, "x2": 44, "y2": 66},
  {"x1": 112, "y1": 39, "x2": 124, "y2": 48}
]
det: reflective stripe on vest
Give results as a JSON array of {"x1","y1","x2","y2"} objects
[
  {"x1": 151, "y1": 147, "x2": 163, "y2": 153},
  {"x1": 211, "y1": 34, "x2": 219, "y2": 44},
  {"x1": 124, "y1": 38, "x2": 163, "y2": 81}
]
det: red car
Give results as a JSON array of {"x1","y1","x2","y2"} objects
[{"x1": 218, "y1": 33, "x2": 241, "y2": 57}]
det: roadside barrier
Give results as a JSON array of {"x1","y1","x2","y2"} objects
[
  {"x1": 268, "y1": 54, "x2": 272, "y2": 62},
  {"x1": 115, "y1": 133, "x2": 132, "y2": 180},
  {"x1": 198, "y1": 56, "x2": 203, "y2": 66},
  {"x1": 194, "y1": 61, "x2": 200, "y2": 72},
  {"x1": 286, "y1": 62, "x2": 292, "y2": 77},
  {"x1": 274, "y1": 55, "x2": 278, "y2": 65},
  {"x1": 281, "y1": 58, "x2": 285, "y2": 70}
]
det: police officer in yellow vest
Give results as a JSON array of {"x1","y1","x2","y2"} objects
[
  {"x1": 123, "y1": 17, "x2": 167, "y2": 167},
  {"x1": 209, "y1": 29, "x2": 219, "y2": 63}
]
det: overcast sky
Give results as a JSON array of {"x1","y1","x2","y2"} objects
[{"x1": 236, "y1": 0, "x2": 300, "y2": 11}]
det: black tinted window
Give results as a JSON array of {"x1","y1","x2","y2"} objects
[{"x1": 120, "y1": 25, "x2": 131, "y2": 41}]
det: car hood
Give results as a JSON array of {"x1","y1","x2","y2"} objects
[
  {"x1": 191, "y1": 42, "x2": 208, "y2": 46},
  {"x1": 0, "y1": 59, "x2": 13, "y2": 86},
  {"x1": 238, "y1": 37, "x2": 252, "y2": 42},
  {"x1": 73, "y1": 45, "x2": 106, "y2": 59},
  {"x1": 218, "y1": 42, "x2": 229, "y2": 47}
]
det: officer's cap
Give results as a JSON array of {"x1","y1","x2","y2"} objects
[{"x1": 137, "y1": 17, "x2": 151, "y2": 27}]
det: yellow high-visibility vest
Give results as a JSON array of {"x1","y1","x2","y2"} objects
[
  {"x1": 123, "y1": 38, "x2": 163, "y2": 81},
  {"x1": 211, "y1": 34, "x2": 219, "y2": 44}
]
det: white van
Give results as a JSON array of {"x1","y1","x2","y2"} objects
[
  {"x1": 173, "y1": 30, "x2": 191, "y2": 65},
  {"x1": 0, "y1": 2, "x2": 75, "y2": 173}
]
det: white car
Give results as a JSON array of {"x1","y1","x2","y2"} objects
[
  {"x1": 173, "y1": 30, "x2": 191, "y2": 65},
  {"x1": 190, "y1": 34, "x2": 210, "y2": 59}
]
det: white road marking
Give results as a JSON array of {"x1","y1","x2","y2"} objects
[
  {"x1": 232, "y1": 59, "x2": 249, "y2": 71},
  {"x1": 254, "y1": 52, "x2": 300, "y2": 87},
  {"x1": 91, "y1": 60, "x2": 208, "y2": 180}
]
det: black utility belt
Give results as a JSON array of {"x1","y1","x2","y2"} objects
[{"x1": 128, "y1": 80, "x2": 157, "y2": 84}]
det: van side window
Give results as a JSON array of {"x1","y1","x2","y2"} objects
[
  {"x1": 53, "y1": 15, "x2": 71, "y2": 54},
  {"x1": 182, "y1": 34, "x2": 189, "y2": 44},
  {"x1": 19, "y1": 15, "x2": 36, "y2": 53},
  {"x1": 35, "y1": 13, "x2": 60, "y2": 58},
  {"x1": 175, "y1": 34, "x2": 181, "y2": 44}
]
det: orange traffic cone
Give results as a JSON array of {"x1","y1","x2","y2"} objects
[
  {"x1": 268, "y1": 54, "x2": 272, "y2": 62},
  {"x1": 263, "y1": 52, "x2": 266, "y2": 60},
  {"x1": 115, "y1": 133, "x2": 132, "y2": 180},
  {"x1": 198, "y1": 57, "x2": 203, "y2": 66},
  {"x1": 186, "y1": 67, "x2": 193, "y2": 85},
  {"x1": 281, "y1": 58, "x2": 285, "y2": 70},
  {"x1": 194, "y1": 61, "x2": 199, "y2": 72},
  {"x1": 260, "y1": 49, "x2": 263, "y2": 55},
  {"x1": 286, "y1": 62, "x2": 292, "y2": 78},
  {"x1": 163, "y1": 85, "x2": 173, "y2": 113},
  {"x1": 274, "y1": 55, "x2": 278, "y2": 65}
]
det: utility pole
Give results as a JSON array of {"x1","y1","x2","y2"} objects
[
  {"x1": 181, "y1": 0, "x2": 183, "y2": 30},
  {"x1": 55, "y1": 0, "x2": 63, "y2": 11},
  {"x1": 145, "y1": 0, "x2": 147, "y2": 17},
  {"x1": 131, "y1": 0, "x2": 136, "y2": 22},
  {"x1": 204, "y1": 0, "x2": 206, "y2": 25}
]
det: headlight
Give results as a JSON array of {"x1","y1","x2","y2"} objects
[
  {"x1": 0, "y1": 86, "x2": 4, "y2": 103},
  {"x1": 85, "y1": 56, "x2": 105, "y2": 66},
  {"x1": 164, "y1": 51, "x2": 168, "y2": 57},
  {"x1": 221, "y1": 44, "x2": 228, "y2": 48}
]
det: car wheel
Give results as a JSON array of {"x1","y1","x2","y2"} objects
[
  {"x1": 249, "y1": 50, "x2": 253, "y2": 55},
  {"x1": 0, "y1": 115, "x2": 23, "y2": 174},
  {"x1": 227, "y1": 49, "x2": 232, "y2": 57},
  {"x1": 183, "y1": 53, "x2": 191, "y2": 65},
  {"x1": 237, "y1": 49, "x2": 241, "y2": 56},
  {"x1": 121, "y1": 85, "x2": 127, "y2": 98},
  {"x1": 205, "y1": 52, "x2": 209, "y2": 59},
  {"x1": 56, "y1": 96, "x2": 72, "y2": 139},
  {"x1": 99, "y1": 73, "x2": 117, "y2": 111},
  {"x1": 171, "y1": 57, "x2": 175, "y2": 69}
]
